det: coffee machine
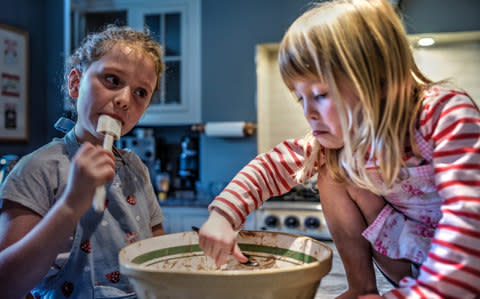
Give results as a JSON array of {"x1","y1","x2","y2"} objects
[
  {"x1": 177, "y1": 136, "x2": 198, "y2": 192},
  {"x1": 116, "y1": 128, "x2": 156, "y2": 180},
  {"x1": 0, "y1": 154, "x2": 19, "y2": 184}
]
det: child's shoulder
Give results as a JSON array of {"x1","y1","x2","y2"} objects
[
  {"x1": 20, "y1": 137, "x2": 69, "y2": 167},
  {"x1": 114, "y1": 147, "x2": 150, "y2": 180},
  {"x1": 6, "y1": 138, "x2": 69, "y2": 191},
  {"x1": 421, "y1": 85, "x2": 473, "y2": 110},
  {"x1": 419, "y1": 85, "x2": 478, "y2": 138},
  {"x1": 115, "y1": 147, "x2": 143, "y2": 165}
]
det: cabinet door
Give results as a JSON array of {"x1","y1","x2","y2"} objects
[
  {"x1": 129, "y1": 0, "x2": 201, "y2": 125},
  {"x1": 161, "y1": 206, "x2": 257, "y2": 234},
  {"x1": 161, "y1": 206, "x2": 209, "y2": 234},
  {"x1": 67, "y1": 0, "x2": 201, "y2": 125}
]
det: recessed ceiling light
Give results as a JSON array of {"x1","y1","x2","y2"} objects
[{"x1": 418, "y1": 37, "x2": 435, "y2": 47}]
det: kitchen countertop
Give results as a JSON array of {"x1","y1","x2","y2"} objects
[
  {"x1": 159, "y1": 193, "x2": 213, "y2": 208},
  {"x1": 159, "y1": 198, "x2": 210, "y2": 208},
  {"x1": 159, "y1": 196, "x2": 212, "y2": 207}
]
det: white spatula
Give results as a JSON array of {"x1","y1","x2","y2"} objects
[{"x1": 92, "y1": 114, "x2": 122, "y2": 212}]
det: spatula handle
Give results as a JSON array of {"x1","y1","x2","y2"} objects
[
  {"x1": 92, "y1": 133, "x2": 115, "y2": 212},
  {"x1": 93, "y1": 185, "x2": 107, "y2": 212}
]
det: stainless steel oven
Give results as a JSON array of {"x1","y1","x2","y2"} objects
[{"x1": 253, "y1": 180, "x2": 331, "y2": 240}]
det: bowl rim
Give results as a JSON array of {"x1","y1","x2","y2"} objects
[{"x1": 119, "y1": 230, "x2": 333, "y2": 277}]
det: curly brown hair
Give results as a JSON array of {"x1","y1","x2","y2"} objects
[{"x1": 62, "y1": 25, "x2": 165, "y2": 120}]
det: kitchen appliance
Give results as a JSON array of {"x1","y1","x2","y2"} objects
[
  {"x1": 116, "y1": 128, "x2": 156, "y2": 180},
  {"x1": 177, "y1": 136, "x2": 198, "y2": 191},
  {"x1": 254, "y1": 178, "x2": 331, "y2": 240},
  {"x1": 0, "y1": 154, "x2": 19, "y2": 184}
]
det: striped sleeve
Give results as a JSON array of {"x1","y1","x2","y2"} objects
[
  {"x1": 385, "y1": 88, "x2": 480, "y2": 299},
  {"x1": 208, "y1": 138, "x2": 311, "y2": 229}
]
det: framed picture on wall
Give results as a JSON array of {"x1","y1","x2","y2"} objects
[{"x1": 0, "y1": 24, "x2": 28, "y2": 142}]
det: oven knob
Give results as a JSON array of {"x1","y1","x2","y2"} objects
[
  {"x1": 264, "y1": 215, "x2": 279, "y2": 227},
  {"x1": 304, "y1": 217, "x2": 320, "y2": 229},
  {"x1": 284, "y1": 216, "x2": 300, "y2": 228}
]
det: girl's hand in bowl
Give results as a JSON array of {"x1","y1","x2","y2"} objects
[{"x1": 198, "y1": 209, "x2": 248, "y2": 267}]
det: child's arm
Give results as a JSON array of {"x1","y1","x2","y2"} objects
[
  {"x1": 0, "y1": 143, "x2": 115, "y2": 298},
  {"x1": 385, "y1": 90, "x2": 480, "y2": 298},
  {"x1": 152, "y1": 223, "x2": 165, "y2": 236},
  {"x1": 200, "y1": 138, "x2": 313, "y2": 266},
  {"x1": 208, "y1": 138, "x2": 313, "y2": 229}
]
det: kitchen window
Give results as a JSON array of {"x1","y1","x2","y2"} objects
[{"x1": 65, "y1": 0, "x2": 201, "y2": 125}]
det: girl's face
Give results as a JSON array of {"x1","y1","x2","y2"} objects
[
  {"x1": 68, "y1": 43, "x2": 157, "y2": 145},
  {"x1": 293, "y1": 79, "x2": 351, "y2": 149}
]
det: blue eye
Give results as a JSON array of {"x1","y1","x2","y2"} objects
[{"x1": 314, "y1": 93, "x2": 327, "y2": 100}]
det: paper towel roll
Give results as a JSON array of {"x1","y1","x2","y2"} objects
[{"x1": 204, "y1": 122, "x2": 246, "y2": 138}]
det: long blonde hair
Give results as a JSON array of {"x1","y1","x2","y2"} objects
[{"x1": 279, "y1": 0, "x2": 434, "y2": 194}]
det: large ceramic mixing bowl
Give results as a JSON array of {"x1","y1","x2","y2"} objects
[{"x1": 119, "y1": 230, "x2": 332, "y2": 299}]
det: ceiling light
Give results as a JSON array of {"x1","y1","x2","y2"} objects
[{"x1": 417, "y1": 37, "x2": 435, "y2": 47}]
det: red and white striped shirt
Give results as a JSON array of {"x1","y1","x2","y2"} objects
[{"x1": 209, "y1": 86, "x2": 480, "y2": 299}]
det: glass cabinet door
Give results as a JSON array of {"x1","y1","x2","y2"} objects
[
  {"x1": 145, "y1": 12, "x2": 182, "y2": 106},
  {"x1": 67, "y1": 0, "x2": 201, "y2": 125}
]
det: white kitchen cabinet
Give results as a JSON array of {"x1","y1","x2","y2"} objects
[
  {"x1": 161, "y1": 206, "x2": 256, "y2": 234},
  {"x1": 161, "y1": 206, "x2": 209, "y2": 234},
  {"x1": 65, "y1": 0, "x2": 201, "y2": 125}
]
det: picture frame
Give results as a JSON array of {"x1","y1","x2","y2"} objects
[{"x1": 0, "y1": 24, "x2": 28, "y2": 142}]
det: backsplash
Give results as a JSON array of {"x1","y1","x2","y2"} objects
[
  {"x1": 411, "y1": 32, "x2": 480, "y2": 105},
  {"x1": 256, "y1": 43, "x2": 310, "y2": 154}
]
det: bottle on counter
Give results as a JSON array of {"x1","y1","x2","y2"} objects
[{"x1": 154, "y1": 159, "x2": 170, "y2": 202}]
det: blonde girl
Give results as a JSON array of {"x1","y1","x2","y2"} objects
[{"x1": 199, "y1": 0, "x2": 480, "y2": 298}]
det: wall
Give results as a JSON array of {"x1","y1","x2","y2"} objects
[
  {"x1": 200, "y1": 0, "x2": 313, "y2": 187},
  {"x1": 44, "y1": 0, "x2": 67, "y2": 143},
  {"x1": 402, "y1": 0, "x2": 480, "y2": 33},
  {"x1": 0, "y1": 0, "x2": 49, "y2": 157}
]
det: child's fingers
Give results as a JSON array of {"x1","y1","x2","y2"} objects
[
  {"x1": 63, "y1": 143, "x2": 116, "y2": 213},
  {"x1": 198, "y1": 238, "x2": 212, "y2": 258},
  {"x1": 198, "y1": 227, "x2": 212, "y2": 254},
  {"x1": 231, "y1": 244, "x2": 248, "y2": 263},
  {"x1": 76, "y1": 144, "x2": 115, "y2": 179},
  {"x1": 213, "y1": 240, "x2": 243, "y2": 267},
  {"x1": 214, "y1": 247, "x2": 230, "y2": 267},
  {"x1": 201, "y1": 238, "x2": 227, "y2": 266},
  {"x1": 91, "y1": 145, "x2": 115, "y2": 168}
]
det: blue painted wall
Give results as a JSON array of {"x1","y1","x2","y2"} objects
[
  {"x1": 0, "y1": 0, "x2": 50, "y2": 156},
  {"x1": 199, "y1": 0, "x2": 312, "y2": 187},
  {"x1": 1, "y1": 0, "x2": 479, "y2": 189}
]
